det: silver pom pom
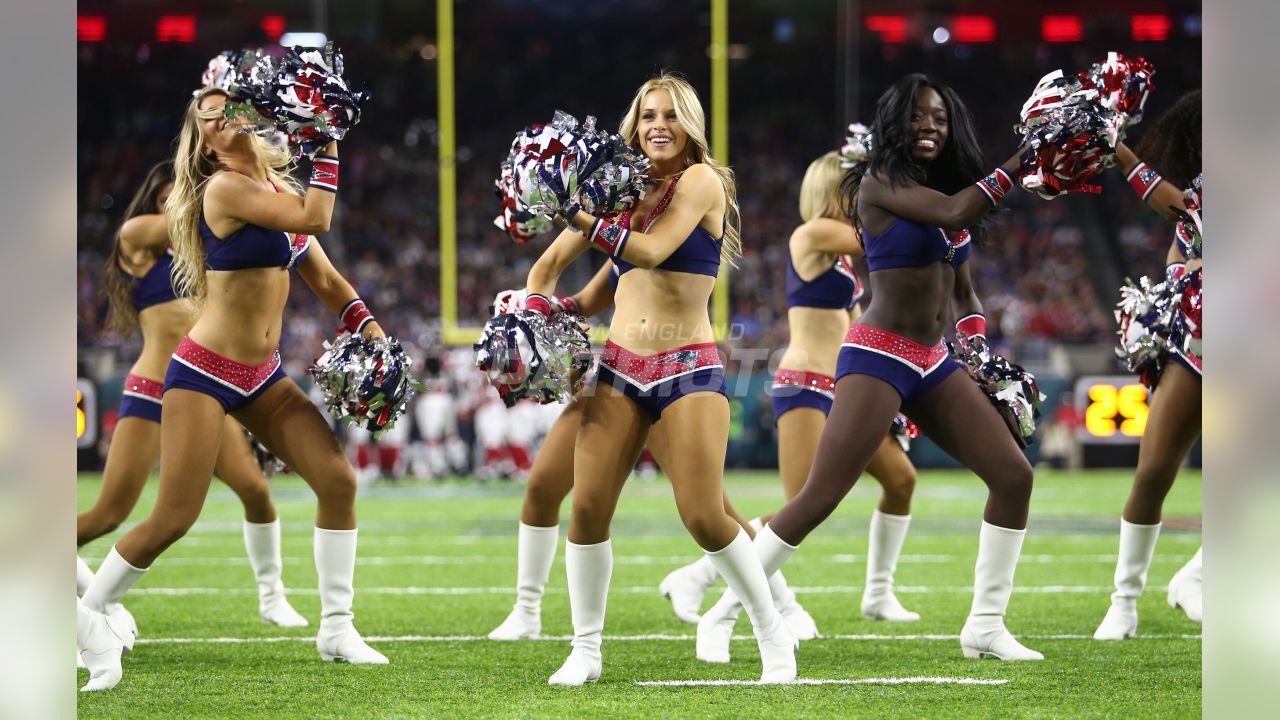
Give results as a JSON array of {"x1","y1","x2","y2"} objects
[
  {"x1": 308, "y1": 334, "x2": 426, "y2": 436},
  {"x1": 474, "y1": 310, "x2": 592, "y2": 406}
]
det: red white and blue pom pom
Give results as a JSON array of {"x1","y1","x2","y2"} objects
[
  {"x1": 221, "y1": 43, "x2": 368, "y2": 160},
  {"x1": 1174, "y1": 174, "x2": 1203, "y2": 260},
  {"x1": 200, "y1": 51, "x2": 239, "y2": 93},
  {"x1": 948, "y1": 334, "x2": 1045, "y2": 448},
  {"x1": 474, "y1": 309, "x2": 592, "y2": 406},
  {"x1": 1016, "y1": 52, "x2": 1156, "y2": 199},
  {"x1": 494, "y1": 111, "x2": 650, "y2": 242},
  {"x1": 1115, "y1": 268, "x2": 1201, "y2": 389},
  {"x1": 889, "y1": 413, "x2": 920, "y2": 452},
  {"x1": 839, "y1": 122, "x2": 873, "y2": 168},
  {"x1": 243, "y1": 427, "x2": 285, "y2": 476},
  {"x1": 309, "y1": 334, "x2": 426, "y2": 435}
]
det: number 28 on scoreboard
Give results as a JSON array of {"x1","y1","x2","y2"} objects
[{"x1": 1073, "y1": 375, "x2": 1149, "y2": 444}]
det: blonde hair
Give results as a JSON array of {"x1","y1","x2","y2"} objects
[
  {"x1": 167, "y1": 87, "x2": 301, "y2": 301},
  {"x1": 798, "y1": 152, "x2": 845, "y2": 222},
  {"x1": 619, "y1": 72, "x2": 742, "y2": 265}
]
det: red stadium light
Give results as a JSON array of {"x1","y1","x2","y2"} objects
[
  {"x1": 1042, "y1": 15, "x2": 1083, "y2": 43},
  {"x1": 261, "y1": 15, "x2": 287, "y2": 43},
  {"x1": 155, "y1": 15, "x2": 197, "y2": 44},
  {"x1": 865, "y1": 15, "x2": 909, "y2": 44},
  {"x1": 77, "y1": 16, "x2": 106, "y2": 43},
  {"x1": 952, "y1": 15, "x2": 996, "y2": 44},
  {"x1": 1131, "y1": 14, "x2": 1171, "y2": 41}
]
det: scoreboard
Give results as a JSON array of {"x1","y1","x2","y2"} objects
[{"x1": 1073, "y1": 375, "x2": 1149, "y2": 444}]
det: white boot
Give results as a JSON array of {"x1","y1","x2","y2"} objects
[
  {"x1": 1167, "y1": 546, "x2": 1202, "y2": 623},
  {"x1": 77, "y1": 555, "x2": 94, "y2": 597},
  {"x1": 244, "y1": 520, "x2": 308, "y2": 627},
  {"x1": 861, "y1": 510, "x2": 920, "y2": 622},
  {"x1": 1094, "y1": 519, "x2": 1161, "y2": 640},
  {"x1": 747, "y1": 518, "x2": 818, "y2": 640},
  {"x1": 78, "y1": 548, "x2": 146, "y2": 691},
  {"x1": 490, "y1": 522, "x2": 558, "y2": 640},
  {"x1": 314, "y1": 528, "x2": 388, "y2": 664},
  {"x1": 696, "y1": 524, "x2": 798, "y2": 666},
  {"x1": 659, "y1": 554, "x2": 719, "y2": 624},
  {"x1": 705, "y1": 528, "x2": 796, "y2": 683},
  {"x1": 548, "y1": 539, "x2": 610, "y2": 686},
  {"x1": 960, "y1": 522, "x2": 1043, "y2": 661}
]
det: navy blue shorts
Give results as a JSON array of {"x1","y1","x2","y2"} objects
[
  {"x1": 597, "y1": 341, "x2": 726, "y2": 422},
  {"x1": 1168, "y1": 347, "x2": 1202, "y2": 381},
  {"x1": 119, "y1": 373, "x2": 163, "y2": 423},
  {"x1": 770, "y1": 369, "x2": 834, "y2": 423},
  {"x1": 163, "y1": 336, "x2": 287, "y2": 413},
  {"x1": 836, "y1": 324, "x2": 962, "y2": 403}
]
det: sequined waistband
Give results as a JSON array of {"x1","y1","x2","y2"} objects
[
  {"x1": 772, "y1": 369, "x2": 836, "y2": 398},
  {"x1": 172, "y1": 336, "x2": 282, "y2": 395},
  {"x1": 599, "y1": 341, "x2": 722, "y2": 389},
  {"x1": 122, "y1": 373, "x2": 164, "y2": 401},
  {"x1": 842, "y1": 324, "x2": 948, "y2": 372}
]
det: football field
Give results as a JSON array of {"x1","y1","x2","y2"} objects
[{"x1": 76, "y1": 468, "x2": 1202, "y2": 718}]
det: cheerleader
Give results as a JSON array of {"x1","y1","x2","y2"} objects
[
  {"x1": 700, "y1": 73, "x2": 1044, "y2": 664},
  {"x1": 1095, "y1": 90, "x2": 1203, "y2": 639},
  {"x1": 77, "y1": 88, "x2": 386, "y2": 692},
  {"x1": 79, "y1": 160, "x2": 305, "y2": 631},
  {"x1": 665, "y1": 151, "x2": 923, "y2": 655},
  {"x1": 524, "y1": 73, "x2": 795, "y2": 684}
]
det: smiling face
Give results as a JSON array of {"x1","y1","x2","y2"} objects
[
  {"x1": 197, "y1": 92, "x2": 240, "y2": 158},
  {"x1": 909, "y1": 86, "x2": 949, "y2": 163},
  {"x1": 637, "y1": 89, "x2": 688, "y2": 164}
]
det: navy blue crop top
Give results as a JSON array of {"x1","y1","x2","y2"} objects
[
  {"x1": 863, "y1": 219, "x2": 971, "y2": 272},
  {"x1": 200, "y1": 176, "x2": 312, "y2": 271},
  {"x1": 613, "y1": 174, "x2": 724, "y2": 278},
  {"x1": 786, "y1": 253, "x2": 864, "y2": 310},
  {"x1": 118, "y1": 248, "x2": 181, "y2": 312}
]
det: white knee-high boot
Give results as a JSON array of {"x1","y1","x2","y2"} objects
[
  {"x1": 78, "y1": 547, "x2": 145, "y2": 692},
  {"x1": 77, "y1": 555, "x2": 94, "y2": 598},
  {"x1": 704, "y1": 528, "x2": 796, "y2": 683},
  {"x1": 549, "y1": 539, "x2": 611, "y2": 686},
  {"x1": 861, "y1": 510, "x2": 920, "y2": 621},
  {"x1": 659, "y1": 553, "x2": 719, "y2": 624},
  {"x1": 696, "y1": 525, "x2": 798, "y2": 669},
  {"x1": 960, "y1": 522, "x2": 1043, "y2": 660},
  {"x1": 243, "y1": 519, "x2": 308, "y2": 627},
  {"x1": 313, "y1": 527, "x2": 388, "y2": 664},
  {"x1": 491, "y1": 522, "x2": 559, "y2": 640},
  {"x1": 743, "y1": 517, "x2": 819, "y2": 640},
  {"x1": 1167, "y1": 545, "x2": 1202, "y2": 623},
  {"x1": 1095, "y1": 519, "x2": 1161, "y2": 640}
]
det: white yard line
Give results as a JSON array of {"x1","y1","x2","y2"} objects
[
  {"x1": 635, "y1": 677, "x2": 1011, "y2": 687},
  {"x1": 78, "y1": 553, "x2": 1184, "y2": 566},
  {"x1": 135, "y1": 632, "x2": 1200, "y2": 646},
  {"x1": 128, "y1": 584, "x2": 1167, "y2": 596}
]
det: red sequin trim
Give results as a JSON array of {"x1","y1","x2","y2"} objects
[
  {"x1": 172, "y1": 336, "x2": 282, "y2": 395},
  {"x1": 600, "y1": 340, "x2": 721, "y2": 390},
  {"x1": 842, "y1": 324, "x2": 948, "y2": 373},
  {"x1": 122, "y1": 373, "x2": 164, "y2": 402},
  {"x1": 772, "y1": 369, "x2": 836, "y2": 399}
]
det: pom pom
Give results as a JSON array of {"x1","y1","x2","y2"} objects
[
  {"x1": 1015, "y1": 52, "x2": 1156, "y2": 199},
  {"x1": 947, "y1": 334, "x2": 1045, "y2": 448},
  {"x1": 221, "y1": 43, "x2": 368, "y2": 160},
  {"x1": 889, "y1": 413, "x2": 919, "y2": 453},
  {"x1": 473, "y1": 309, "x2": 592, "y2": 406},
  {"x1": 839, "y1": 122, "x2": 873, "y2": 168},
  {"x1": 242, "y1": 427, "x2": 285, "y2": 477},
  {"x1": 1114, "y1": 269, "x2": 1201, "y2": 389},
  {"x1": 1173, "y1": 174, "x2": 1203, "y2": 261},
  {"x1": 494, "y1": 111, "x2": 650, "y2": 242},
  {"x1": 308, "y1": 334, "x2": 426, "y2": 436},
  {"x1": 200, "y1": 51, "x2": 239, "y2": 93}
]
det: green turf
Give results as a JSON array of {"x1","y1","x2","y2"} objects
[{"x1": 76, "y1": 468, "x2": 1202, "y2": 718}]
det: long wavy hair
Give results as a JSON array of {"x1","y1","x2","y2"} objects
[
  {"x1": 167, "y1": 87, "x2": 300, "y2": 301},
  {"x1": 103, "y1": 161, "x2": 176, "y2": 332},
  {"x1": 619, "y1": 72, "x2": 742, "y2": 265},
  {"x1": 799, "y1": 152, "x2": 844, "y2": 222},
  {"x1": 841, "y1": 73, "x2": 992, "y2": 242},
  {"x1": 1133, "y1": 89, "x2": 1201, "y2": 190}
]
